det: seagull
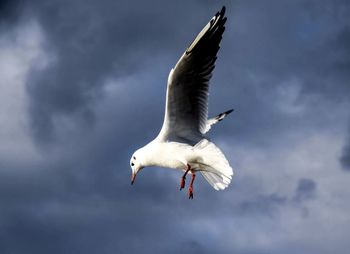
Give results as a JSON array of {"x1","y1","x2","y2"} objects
[{"x1": 130, "y1": 6, "x2": 234, "y2": 199}]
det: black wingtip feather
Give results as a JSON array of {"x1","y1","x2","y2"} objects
[
  {"x1": 225, "y1": 109, "x2": 234, "y2": 114},
  {"x1": 221, "y1": 6, "x2": 226, "y2": 17},
  {"x1": 216, "y1": 109, "x2": 234, "y2": 122}
]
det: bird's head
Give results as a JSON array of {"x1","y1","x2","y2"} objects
[{"x1": 130, "y1": 149, "x2": 145, "y2": 185}]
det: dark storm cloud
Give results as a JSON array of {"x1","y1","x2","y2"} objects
[
  {"x1": 237, "y1": 193, "x2": 287, "y2": 216},
  {"x1": 340, "y1": 129, "x2": 350, "y2": 170},
  {"x1": 0, "y1": 0, "x2": 21, "y2": 24},
  {"x1": 340, "y1": 151, "x2": 350, "y2": 170},
  {"x1": 232, "y1": 178, "x2": 316, "y2": 216},
  {"x1": 1, "y1": 0, "x2": 350, "y2": 254},
  {"x1": 293, "y1": 178, "x2": 316, "y2": 202},
  {"x1": 337, "y1": 22, "x2": 350, "y2": 171}
]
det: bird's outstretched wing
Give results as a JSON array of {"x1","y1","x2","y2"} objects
[{"x1": 157, "y1": 6, "x2": 227, "y2": 144}]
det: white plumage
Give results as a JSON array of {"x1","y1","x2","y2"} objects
[{"x1": 130, "y1": 6, "x2": 234, "y2": 198}]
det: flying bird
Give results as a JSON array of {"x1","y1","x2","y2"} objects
[{"x1": 130, "y1": 6, "x2": 234, "y2": 199}]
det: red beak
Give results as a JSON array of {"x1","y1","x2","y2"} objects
[{"x1": 131, "y1": 172, "x2": 136, "y2": 185}]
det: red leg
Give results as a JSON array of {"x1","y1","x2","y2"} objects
[
  {"x1": 180, "y1": 164, "x2": 191, "y2": 190},
  {"x1": 188, "y1": 171, "x2": 196, "y2": 199}
]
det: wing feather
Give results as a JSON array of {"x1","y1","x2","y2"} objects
[{"x1": 157, "y1": 6, "x2": 227, "y2": 143}]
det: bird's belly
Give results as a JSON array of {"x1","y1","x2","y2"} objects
[
  {"x1": 158, "y1": 156, "x2": 187, "y2": 170},
  {"x1": 154, "y1": 142, "x2": 195, "y2": 171}
]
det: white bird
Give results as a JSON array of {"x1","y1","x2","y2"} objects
[{"x1": 130, "y1": 6, "x2": 234, "y2": 199}]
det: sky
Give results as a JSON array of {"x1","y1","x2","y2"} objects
[{"x1": 0, "y1": 0, "x2": 350, "y2": 253}]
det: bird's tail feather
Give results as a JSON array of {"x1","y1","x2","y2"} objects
[{"x1": 194, "y1": 139, "x2": 233, "y2": 190}]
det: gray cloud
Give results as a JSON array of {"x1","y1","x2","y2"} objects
[
  {"x1": 293, "y1": 178, "x2": 316, "y2": 202},
  {"x1": 0, "y1": 0, "x2": 21, "y2": 24},
  {"x1": 237, "y1": 193, "x2": 287, "y2": 216},
  {"x1": 340, "y1": 128, "x2": 350, "y2": 170}
]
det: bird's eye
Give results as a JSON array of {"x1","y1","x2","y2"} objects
[
  {"x1": 131, "y1": 163, "x2": 134, "y2": 166},
  {"x1": 133, "y1": 156, "x2": 136, "y2": 160}
]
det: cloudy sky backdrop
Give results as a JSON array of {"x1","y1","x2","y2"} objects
[{"x1": 1, "y1": 0, "x2": 350, "y2": 253}]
